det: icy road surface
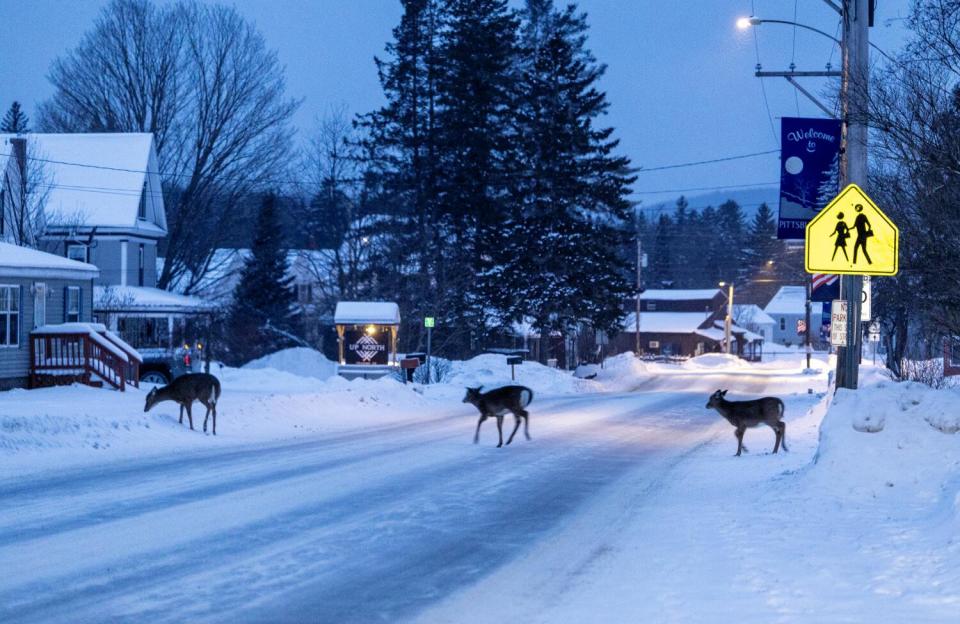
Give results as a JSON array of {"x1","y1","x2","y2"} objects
[{"x1": 1, "y1": 369, "x2": 809, "y2": 623}]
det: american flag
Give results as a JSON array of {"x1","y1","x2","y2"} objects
[
  {"x1": 811, "y1": 273, "x2": 839, "y2": 302},
  {"x1": 811, "y1": 273, "x2": 838, "y2": 290}
]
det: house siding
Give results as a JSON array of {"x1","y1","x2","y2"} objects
[{"x1": 0, "y1": 275, "x2": 93, "y2": 389}]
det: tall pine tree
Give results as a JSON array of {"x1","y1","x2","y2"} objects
[
  {"x1": 225, "y1": 193, "x2": 297, "y2": 365},
  {"x1": 497, "y1": 0, "x2": 633, "y2": 357},
  {"x1": 359, "y1": 0, "x2": 446, "y2": 352}
]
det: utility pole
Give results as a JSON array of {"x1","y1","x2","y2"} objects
[
  {"x1": 636, "y1": 235, "x2": 642, "y2": 356},
  {"x1": 805, "y1": 281, "x2": 813, "y2": 370},
  {"x1": 836, "y1": 0, "x2": 870, "y2": 389},
  {"x1": 721, "y1": 282, "x2": 734, "y2": 355}
]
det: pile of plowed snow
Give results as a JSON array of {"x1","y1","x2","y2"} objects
[{"x1": 243, "y1": 347, "x2": 337, "y2": 380}]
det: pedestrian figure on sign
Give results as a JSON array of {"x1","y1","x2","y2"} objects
[
  {"x1": 852, "y1": 204, "x2": 873, "y2": 264},
  {"x1": 830, "y1": 212, "x2": 850, "y2": 261}
]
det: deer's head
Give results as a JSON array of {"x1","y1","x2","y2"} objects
[
  {"x1": 462, "y1": 386, "x2": 483, "y2": 405},
  {"x1": 144, "y1": 386, "x2": 162, "y2": 412},
  {"x1": 706, "y1": 389, "x2": 728, "y2": 410}
]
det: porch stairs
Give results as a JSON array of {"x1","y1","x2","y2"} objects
[{"x1": 29, "y1": 323, "x2": 142, "y2": 391}]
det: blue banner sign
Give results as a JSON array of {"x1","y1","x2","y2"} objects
[{"x1": 778, "y1": 117, "x2": 842, "y2": 239}]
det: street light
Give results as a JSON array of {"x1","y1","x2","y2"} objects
[
  {"x1": 736, "y1": 16, "x2": 841, "y2": 45},
  {"x1": 718, "y1": 281, "x2": 734, "y2": 356}
]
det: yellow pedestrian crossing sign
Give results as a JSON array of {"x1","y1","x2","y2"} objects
[{"x1": 805, "y1": 184, "x2": 899, "y2": 276}]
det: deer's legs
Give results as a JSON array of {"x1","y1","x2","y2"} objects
[
  {"x1": 779, "y1": 422, "x2": 787, "y2": 452},
  {"x1": 179, "y1": 404, "x2": 184, "y2": 425},
  {"x1": 202, "y1": 401, "x2": 212, "y2": 434},
  {"x1": 772, "y1": 424, "x2": 781, "y2": 454},
  {"x1": 185, "y1": 401, "x2": 194, "y2": 430},
  {"x1": 212, "y1": 403, "x2": 217, "y2": 436},
  {"x1": 506, "y1": 415, "x2": 522, "y2": 445},
  {"x1": 735, "y1": 426, "x2": 746, "y2": 456},
  {"x1": 473, "y1": 415, "x2": 487, "y2": 444},
  {"x1": 496, "y1": 415, "x2": 504, "y2": 448},
  {"x1": 519, "y1": 409, "x2": 531, "y2": 440}
]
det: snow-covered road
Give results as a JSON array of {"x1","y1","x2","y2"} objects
[{"x1": 0, "y1": 373, "x2": 767, "y2": 624}]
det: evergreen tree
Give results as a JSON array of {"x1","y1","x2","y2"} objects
[
  {"x1": 716, "y1": 200, "x2": 746, "y2": 282},
  {"x1": 1, "y1": 101, "x2": 29, "y2": 133},
  {"x1": 744, "y1": 202, "x2": 780, "y2": 273},
  {"x1": 497, "y1": 0, "x2": 633, "y2": 354},
  {"x1": 435, "y1": 0, "x2": 519, "y2": 353},
  {"x1": 225, "y1": 193, "x2": 297, "y2": 365},
  {"x1": 650, "y1": 213, "x2": 674, "y2": 287},
  {"x1": 358, "y1": 0, "x2": 446, "y2": 352}
]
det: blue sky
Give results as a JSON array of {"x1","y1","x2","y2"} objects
[{"x1": 0, "y1": 0, "x2": 912, "y2": 205}]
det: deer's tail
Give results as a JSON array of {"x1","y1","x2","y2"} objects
[
  {"x1": 212, "y1": 378, "x2": 222, "y2": 404},
  {"x1": 520, "y1": 387, "x2": 534, "y2": 408}
]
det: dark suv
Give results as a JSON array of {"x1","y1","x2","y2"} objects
[{"x1": 138, "y1": 342, "x2": 204, "y2": 385}]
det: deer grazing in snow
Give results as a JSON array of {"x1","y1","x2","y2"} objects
[
  {"x1": 144, "y1": 373, "x2": 222, "y2": 435},
  {"x1": 706, "y1": 389, "x2": 787, "y2": 456},
  {"x1": 463, "y1": 385, "x2": 534, "y2": 448}
]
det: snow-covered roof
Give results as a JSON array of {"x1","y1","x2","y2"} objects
[
  {"x1": 764, "y1": 286, "x2": 809, "y2": 315},
  {"x1": 94, "y1": 285, "x2": 215, "y2": 314},
  {"x1": 335, "y1": 301, "x2": 401, "y2": 325},
  {"x1": 0, "y1": 133, "x2": 165, "y2": 232},
  {"x1": 166, "y1": 248, "x2": 335, "y2": 304},
  {"x1": 640, "y1": 288, "x2": 721, "y2": 301},
  {"x1": 621, "y1": 312, "x2": 711, "y2": 333},
  {"x1": 695, "y1": 327, "x2": 725, "y2": 342},
  {"x1": 0, "y1": 242, "x2": 100, "y2": 279},
  {"x1": 732, "y1": 304, "x2": 775, "y2": 326}
]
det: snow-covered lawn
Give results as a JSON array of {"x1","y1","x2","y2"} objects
[{"x1": 0, "y1": 349, "x2": 957, "y2": 622}]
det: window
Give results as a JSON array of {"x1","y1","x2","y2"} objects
[
  {"x1": 33, "y1": 283, "x2": 47, "y2": 328},
  {"x1": 65, "y1": 287, "x2": 81, "y2": 323},
  {"x1": 0, "y1": 188, "x2": 5, "y2": 235},
  {"x1": 138, "y1": 244, "x2": 145, "y2": 286},
  {"x1": 138, "y1": 182, "x2": 147, "y2": 219},
  {"x1": 67, "y1": 244, "x2": 88, "y2": 263},
  {"x1": 647, "y1": 302, "x2": 657, "y2": 311},
  {"x1": 0, "y1": 285, "x2": 20, "y2": 347},
  {"x1": 780, "y1": 317, "x2": 786, "y2": 331}
]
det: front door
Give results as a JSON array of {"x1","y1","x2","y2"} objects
[{"x1": 33, "y1": 282, "x2": 46, "y2": 328}]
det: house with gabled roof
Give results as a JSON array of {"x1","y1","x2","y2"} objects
[{"x1": 1, "y1": 133, "x2": 214, "y2": 352}]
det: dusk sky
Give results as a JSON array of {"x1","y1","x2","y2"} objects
[{"x1": 0, "y1": 0, "x2": 912, "y2": 205}]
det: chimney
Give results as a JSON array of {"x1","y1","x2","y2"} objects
[{"x1": 10, "y1": 137, "x2": 26, "y2": 181}]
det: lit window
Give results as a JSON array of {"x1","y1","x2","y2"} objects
[
  {"x1": 138, "y1": 182, "x2": 147, "y2": 219},
  {"x1": 66, "y1": 287, "x2": 81, "y2": 323}
]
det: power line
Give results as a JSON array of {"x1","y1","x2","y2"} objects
[
  {"x1": 635, "y1": 149, "x2": 779, "y2": 173},
  {"x1": 751, "y1": 0, "x2": 781, "y2": 148},
  {"x1": 633, "y1": 181, "x2": 779, "y2": 195}
]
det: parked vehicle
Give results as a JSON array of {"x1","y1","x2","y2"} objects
[{"x1": 138, "y1": 342, "x2": 205, "y2": 385}]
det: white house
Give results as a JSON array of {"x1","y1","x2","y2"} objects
[{"x1": 764, "y1": 286, "x2": 824, "y2": 347}]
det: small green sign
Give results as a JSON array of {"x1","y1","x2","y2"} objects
[{"x1": 424, "y1": 317, "x2": 435, "y2": 328}]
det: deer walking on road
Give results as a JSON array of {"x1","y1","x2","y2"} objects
[
  {"x1": 706, "y1": 389, "x2": 787, "y2": 456},
  {"x1": 144, "y1": 373, "x2": 222, "y2": 435},
  {"x1": 463, "y1": 385, "x2": 534, "y2": 448}
]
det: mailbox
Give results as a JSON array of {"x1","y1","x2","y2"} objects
[{"x1": 506, "y1": 355, "x2": 523, "y2": 366}]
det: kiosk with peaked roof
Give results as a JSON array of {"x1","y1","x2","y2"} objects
[{"x1": 334, "y1": 301, "x2": 400, "y2": 380}]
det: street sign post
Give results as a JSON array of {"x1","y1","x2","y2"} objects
[
  {"x1": 830, "y1": 299, "x2": 849, "y2": 347},
  {"x1": 805, "y1": 184, "x2": 899, "y2": 276},
  {"x1": 861, "y1": 276, "x2": 872, "y2": 321},
  {"x1": 424, "y1": 317, "x2": 434, "y2": 384}
]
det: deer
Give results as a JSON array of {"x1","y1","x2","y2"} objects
[
  {"x1": 144, "y1": 373, "x2": 222, "y2": 435},
  {"x1": 706, "y1": 389, "x2": 787, "y2": 457},
  {"x1": 463, "y1": 385, "x2": 534, "y2": 448}
]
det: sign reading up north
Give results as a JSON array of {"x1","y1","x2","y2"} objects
[{"x1": 805, "y1": 184, "x2": 899, "y2": 276}]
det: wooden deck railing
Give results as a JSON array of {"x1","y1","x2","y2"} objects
[{"x1": 29, "y1": 328, "x2": 133, "y2": 391}]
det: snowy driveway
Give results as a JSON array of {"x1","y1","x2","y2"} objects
[{"x1": 0, "y1": 374, "x2": 756, "y2": 624}]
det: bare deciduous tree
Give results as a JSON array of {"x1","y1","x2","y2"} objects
[
  {"x1": 38, "y1": 0, "x2": 299, "y2": 293},
  {"x1": 2, "y1": 138, "x2": 52, "y2": 248}
]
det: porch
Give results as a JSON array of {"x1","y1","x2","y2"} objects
[{"x1": 29, "y1": 323, "x2": 142, "y2": 391}]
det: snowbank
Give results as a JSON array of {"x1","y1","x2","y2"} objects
[
  {"x1": 243, "y1": 347, "x2": 337, "y2": 381},
  {"x1": 681, "y1": 352, "x2": 749, "y2": 370}
]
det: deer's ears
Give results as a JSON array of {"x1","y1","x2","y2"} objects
[{"x1": 721, "y1": 389, "x2": 728, "y2": 396}]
